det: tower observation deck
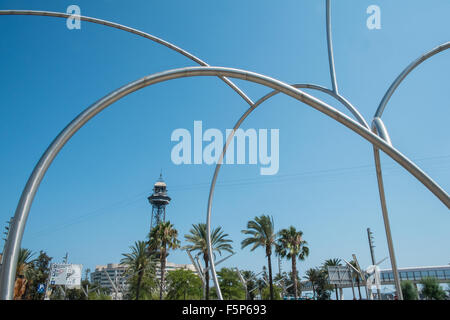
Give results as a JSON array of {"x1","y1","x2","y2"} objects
[{"x1": 148, "y1": 174, "x2": 171, "y2": 231}]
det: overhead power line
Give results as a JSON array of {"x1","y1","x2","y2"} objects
[{"x1": 24, "y1": 154, "x2": 449, "y2": 239}]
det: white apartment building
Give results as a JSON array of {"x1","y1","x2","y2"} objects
[
  {"x1": 156, "y1": 261, "x2": 197, "y2": 279},
  {"x1": 90, "y1": 261, "x2": 197, "y2": 294},
  {"x1": 90, "y1": 263, "x2": 128, "y2": 292}
]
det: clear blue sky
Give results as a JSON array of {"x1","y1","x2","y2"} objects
[{"x1": 0, "y1": 0, "x2": 449, "y2": 298}]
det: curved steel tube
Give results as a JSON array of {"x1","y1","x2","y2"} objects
[
  {"x1": 375, "y1": 42, "x2": 450, "y2": 118},
  {"x1": 297, "y1": 84, "x2": 368, "y2": 128},
  {"x1": 371, "y1": 120, "x2": 403, "y2": 300},
  {"x1": 371, "y1": 42, "x2": 450, "y2": 300},
  {"x1": 1, "y1": 66, "x2": 448, "y2": 300},
  {"x1": 372, "y1": 117, "x2": 392, "y2": 146},
  {"x1": 326, "y1": 0, "x2": 339, "y2": 94},
  {"x1": 0, "y1": 10, "x2": 255, "y2": 107}
]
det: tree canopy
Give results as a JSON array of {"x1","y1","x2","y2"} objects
[{"x1": 165, "y1": 269, "x2": 202, "y2": 300}]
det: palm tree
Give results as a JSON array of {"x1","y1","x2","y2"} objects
[
  {"x1": 304, "y1": 268, "x2": 320, "y2": 299},
  {"x1": 120, "y1": 240, "x2": 154, "y2": 300},
  {"x1": 148, "y1": 221, "x2": 180, "y2": 300},
  {"x1": 241, "y1": 215, "x2": 276, "y2": 300},
  {"x1": 322, "y1": 258, "x2": 342, "y2": 300},
  {"x1": 276, "y1": 226, "x2": 309, "y2": 299},
  {"x1": 14, "y1": 248, "x2": 35, "y2": 299},
  {"x1": 183, "y1": 223, "x2": 233, "y2": 300},
  {"x1": 16, "y1": 248, "x2": 35, "y2": 277}
]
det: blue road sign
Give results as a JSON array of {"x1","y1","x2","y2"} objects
[{"x1": 37, "y1": 283, "x2": 45, "y2": 293}]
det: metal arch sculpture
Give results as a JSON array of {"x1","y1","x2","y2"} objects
[
  {"x1": 0, "y1": 8, "x2": 258, "y2": 300},
  {"x1": 0, "y1": 66, "x2": 449, "y2": 300},
  {"x1": 204, "y1": 46, "x2": 450, "y2": 300},
  {"x1": 369, "y1": 42, "x2": 450, "y2": 299},
  {"x1": 206, "y1": 1, "x2": 377, "y2": 299},
  {"x1": 205, "y1": 3, "x2": 449, "y2": 300},
  {"x1": 0, "y1": 2, "x2": 447, "y2": 301},
  {"x1": 0, "y1": 3, "x2": 373, "y2": 300},
  {"x1": 0, "y1": 9, "x2": 263, "y2": 300},
  {"x1": 206, "y1": 0, "x2": 368, "y2": 300},
  {"x1": 1, "y1": 3, "x2": 371, "y2": 300}
]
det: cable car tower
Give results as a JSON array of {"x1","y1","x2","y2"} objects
[{"x1": 147, "y1": 173, "x2": 171, "y2": 231}]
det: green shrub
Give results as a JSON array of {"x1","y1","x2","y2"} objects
[{"x1": 401, "y1": 280, "x2": 418, "y2": 300}]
